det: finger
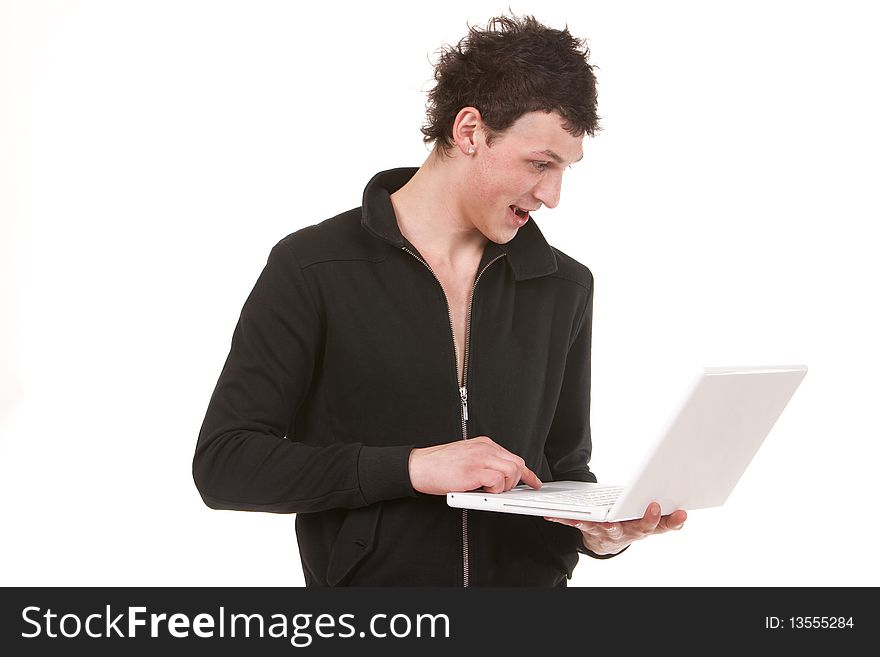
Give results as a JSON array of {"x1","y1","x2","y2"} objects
[
  {"x1": 484, "y1": 447, "x2": 541, "y2": 490},
  {"x1": 476, "y1": 470, "x2": 506, "y2": 494},
  {"x1": 520, "y1": 467, "x2": 542, "y2": 490},
  {"x1": 639, "y1": 502, "x2": 662, "y2": 532},
  {"x1": 657, "y1": 509, "x2": 688, "y2": 532},
  {"x1": 473, "y1": 458, "x2": 523, "y2": 493},
  {"x1": 483, "y1": 456, "x2": 526, "y2": 490},
  {"x1": 545, "y1": 517, "x2": 607, "y2": 539},
  {"x1": 544, "y1": 517, "x2": 589, "y2": 530},
  {"x1": 600, "y1": 522, "x2": 624, "y2": 540},
  {"x1": 489, "y1": 449, "x2": 529, "y2": 475}
]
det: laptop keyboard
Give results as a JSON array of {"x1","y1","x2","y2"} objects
[{"x1": 531, "y1": 486, "x2": 624, "y2": 507}]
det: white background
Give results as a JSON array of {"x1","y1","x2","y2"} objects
[{"x1": 2, "y1": 0, "x2": 878, "y2": 587}]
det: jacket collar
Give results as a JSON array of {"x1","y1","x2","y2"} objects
[{"x1": 361, "y1": 167, "x2": 558, "y2": 281}]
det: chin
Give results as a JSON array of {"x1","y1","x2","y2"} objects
[
  {"x1": 478, "y1": 225, "x2": 516, "y2": 245},
  {"x1": 492, "y1": 230, "x2": 519, "y2": 245},
  {"x1": 475, "y1": 214, "x2": 520, "y2": 245}
]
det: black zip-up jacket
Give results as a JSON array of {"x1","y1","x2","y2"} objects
[{"x1": 193, "y1": 167, "x2": 602, "y2": 586}]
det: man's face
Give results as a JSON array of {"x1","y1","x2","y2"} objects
[{"x1": 465, "y1": 110, "x2": 584, "y2": 244}]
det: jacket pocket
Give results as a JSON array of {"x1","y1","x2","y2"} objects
[{"x1": 326, "y1": 504, "x2": 382, "y2": 586}]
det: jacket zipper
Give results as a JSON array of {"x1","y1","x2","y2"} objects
[{"x1": 402, "y1": 246, "x2": 506, "y2": 587}]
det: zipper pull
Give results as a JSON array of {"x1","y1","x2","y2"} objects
[{"x1": 460, "y1": 386, "x2": 468, "y2": 422}]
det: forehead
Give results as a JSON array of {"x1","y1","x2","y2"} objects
[{"x1": 496, "y1": 111, "x2": 584, "y2": 164}]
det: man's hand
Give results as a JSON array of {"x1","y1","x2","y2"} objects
[
  {"x1": 544, "y1": 502, "x2": 686, "y2": 555},
  {"x1": 409, "y1": 436, "x2": 542, "y2": 495}
]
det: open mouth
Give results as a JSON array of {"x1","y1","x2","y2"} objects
[{"x1": 510, "y1": 205, "x2": 530, "y2": 220}]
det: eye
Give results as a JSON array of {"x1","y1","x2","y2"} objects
[{"x1": 532, "y1": 161, "x2": 549, "y2": 172}]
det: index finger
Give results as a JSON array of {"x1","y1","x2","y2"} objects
[
  {"x1": 488, "y1": 446, "x2": 541, "y2": 490},
  {"x1": 519, "y1": 467, "x2": 542, "y2": 490}
]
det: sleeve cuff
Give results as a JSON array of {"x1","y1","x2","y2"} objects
[
  {"x1": 577, "y1": 543, "x2": 630, "y2": 560},
  {"x1": 357, "y1": 445, "x2": 417, "y2": 505}
]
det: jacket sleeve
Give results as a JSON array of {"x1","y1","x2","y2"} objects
[
  {"x1": 543, "y1": 277, "x2": 597, "y2": 484},
  {"x1": 192, "y1": 238, "x2": 415, "y2": 514},
  {"x1": 543, "y1": 278, "x2": 629, "y2": 560}
]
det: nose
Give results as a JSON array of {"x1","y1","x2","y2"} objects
[{"x1": 533, "y1": 171, "x2": 562, "y2": 209}]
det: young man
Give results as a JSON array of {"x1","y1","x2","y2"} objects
[{"x1": 193, "y1": 15, "x2": 686, "y2": 586}]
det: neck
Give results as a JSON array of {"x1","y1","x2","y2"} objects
[{"x1": 390, "y1": 150, "x2": 487, "y2": 271}]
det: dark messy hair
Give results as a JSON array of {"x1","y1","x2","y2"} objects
[{"x1": 421, "y1": 14, "x2": 600, "y2": 152}]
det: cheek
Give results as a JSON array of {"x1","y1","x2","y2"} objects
[
  {"x1": 473, "y1": 159, "x2": 520, "y2": 206},
  {"x1": 469, "y1": 167, "x2": 497, "y2": 207}
]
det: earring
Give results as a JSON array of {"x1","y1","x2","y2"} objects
[{"x1": 467, "y1": 146, "x2": 474, "y2": 154}]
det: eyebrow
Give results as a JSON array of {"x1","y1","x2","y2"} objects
[{"x1": 533, "y1": 149, "x2": 584, "y2": 165}]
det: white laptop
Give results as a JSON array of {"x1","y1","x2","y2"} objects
[{"x1": 447, "y1": 365, "x2": 807, "y2": 522}]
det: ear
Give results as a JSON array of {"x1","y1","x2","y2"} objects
[{"x1": 451, "y1": 107, "x2": 483, "y2": 156}]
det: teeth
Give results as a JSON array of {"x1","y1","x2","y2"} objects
[{"x1": 512, "y1": 206, "x2": 528, "y2": 219}]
